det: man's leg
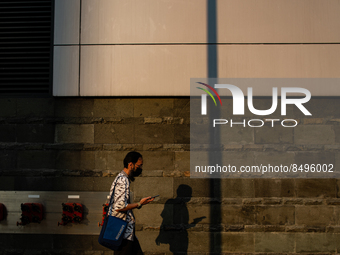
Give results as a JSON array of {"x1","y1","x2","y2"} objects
[
  {"x1": 114, "y1": 238, "x2": 133, "y2": 255},
  {"x1": 132, "y1": 236, "x2": 144, "y2": 255},
  {"x1": 114, "y1": 237, "x2": 143, "y2": 255}
]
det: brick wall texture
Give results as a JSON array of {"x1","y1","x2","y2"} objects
[{"x1": 0, "y1": 97, "x2": 340, "y2": 255}]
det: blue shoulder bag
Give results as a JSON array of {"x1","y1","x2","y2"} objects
[{"x1": 98, "y1": 176, "x2": 128, "y2": 250}]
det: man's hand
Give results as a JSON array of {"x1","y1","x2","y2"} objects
[
  {"x1": 140, "y1": 196, "x2": 155, "y2": 205},
  {"x1": 115, "y1": 196, "x2": 155, "y2": 212}
]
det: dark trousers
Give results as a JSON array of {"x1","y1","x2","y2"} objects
[{"x1": 114, "y1": 236, "x2": 143, "y2": 255}]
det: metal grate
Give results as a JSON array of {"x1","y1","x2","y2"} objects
[{"x1": 0, "y1": 0, "x2": 53, "y2": 97}]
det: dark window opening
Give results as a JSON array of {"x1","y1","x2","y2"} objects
[{"x1": 0, "y1": 0, "x2": 54, "y2": 97}]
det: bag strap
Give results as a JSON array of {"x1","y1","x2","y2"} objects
[{"x1": 107, "y1": 175, "x2": 125, "y2": 216}]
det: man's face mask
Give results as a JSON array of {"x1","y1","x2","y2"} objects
[
  {"x1": 133, "y1": 165, "x2": 143, "y2": 177},
  {"x1": 128, "y1": 162, "x2": 143, "y2": 181}
]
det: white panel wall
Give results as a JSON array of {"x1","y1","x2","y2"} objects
[
  {"x1": 54, "y1": 0, "x2": 80, "y2": 45},
  {"x1": 217, "y1": 0, "x2": 340, "y2": 43},
  {"x1": 217, "y1": 45, "x2": 340, "y2": 78},
  {"x1": 53, "y1": 0, "x2": 340, "y2": 96},
  {"x1": 53, "y1": 46, "x2": 79, "y2": 96},
  {"x1": 80, "y1": 0, "x2": 340, "y2": 44},
  {"x1": 80, "y1": 45, "x2": 207, "y2": 96},
  {"x1": 53, "y1": 0, "x2": 80, "y2": 96},
  {"x1": 81, "y1": 0, "x2": 207, "y2": 44},
  {"x1": 80, "y1": 45, "x2": 340, "y2": 96}
]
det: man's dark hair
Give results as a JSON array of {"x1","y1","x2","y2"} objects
[{"x1": 123, "y1": 151, "x2": 142, "y2": 168}]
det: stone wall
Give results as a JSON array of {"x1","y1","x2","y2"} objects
[{"x1": 0, "y1": 97, "x2": 340, "y2": 254}]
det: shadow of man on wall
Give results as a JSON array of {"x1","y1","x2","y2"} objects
[{"x1": 155, "y1": 184, "x2": 206, "y2": 254}]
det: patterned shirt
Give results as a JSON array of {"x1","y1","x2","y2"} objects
[{"x1": 108, "y1": 170, "x2": 135, "y2": 241}]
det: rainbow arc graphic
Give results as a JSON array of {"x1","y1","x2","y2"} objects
[{"x1": 196, "y1": 82, "x2": 222, "y2": 106}]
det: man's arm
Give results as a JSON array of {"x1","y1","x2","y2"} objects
[{"x1": 115, "y1": 196, "x2": 155, "y2": 212}]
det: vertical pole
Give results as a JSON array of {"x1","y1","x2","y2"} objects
[{"x1": 207, "y1": 0, "x2": 221, "y2": 254}]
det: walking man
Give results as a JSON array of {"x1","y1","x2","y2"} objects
[{"x1": 109, "y1": 151, "x2": 154, "y2": 255}]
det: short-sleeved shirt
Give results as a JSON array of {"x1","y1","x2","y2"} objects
[{"x1": 108, "y1": 170, "x2": 135, "y2": 241}]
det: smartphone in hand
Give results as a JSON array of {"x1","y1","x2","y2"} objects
[{"x1": 150, "y1": 195, "x2": 159, "y2": 199}]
